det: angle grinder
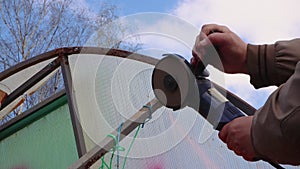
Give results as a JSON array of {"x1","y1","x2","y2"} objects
[
  {"x1": 152, "y1": 54, "x2": 285, "y2": 169},
  {"x1": 151, "y1": 54, "x2": 245, "y2": 130}
]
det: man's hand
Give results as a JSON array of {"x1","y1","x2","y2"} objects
[
  {"x1": 218, "y1": 116, "x2": 257, "y2": 161},
  {"x1": 192, "y1": 24, "x2": 249, "y2": 74}
]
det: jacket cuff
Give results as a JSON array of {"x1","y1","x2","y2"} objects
[{"x1": 246, "y1": 44, "x2": 276, "y2": 88}]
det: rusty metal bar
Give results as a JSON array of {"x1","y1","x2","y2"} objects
[
  {"x1": 68, "y1": 99, "x2": 162, "y2": 169},
  {"x1": 60, "y1": 55, "x2": 87, "y2": 158}
]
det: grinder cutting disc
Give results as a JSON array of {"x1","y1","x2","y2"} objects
[{"x1": 152, "y1": 54, "x2": 198, "y2": 110}]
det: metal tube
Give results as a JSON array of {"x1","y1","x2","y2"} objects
[{"x1": 60, "y1": 55, "x2": 87, "y2": 157}]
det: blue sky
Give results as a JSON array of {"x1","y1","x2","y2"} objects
[
  {"x1": 112, "y1": 0, "x2": 179, "y2": 15},
  {"x1": 86, "y1": 0, "x2": 179, "y2": 15}
]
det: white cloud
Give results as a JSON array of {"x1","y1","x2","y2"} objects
[
  {"x1": 168, "y1": 0, "x2": 300, "y2": 108},
  {"x1": 204, "y1": 66, "x2": 276, "y2": 108},
  {"x1": 173, "y1": 0, "x2": 300, "y2": 43},
  {"x1": 223, "y1": 73, "x2": 276, "y2": 108},
  {"x1": 118, "y1": 13, "x2": 200, "y2": 58}
]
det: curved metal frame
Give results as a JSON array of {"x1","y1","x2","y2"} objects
[{"x1": 0, "y1": 47, "x2": 158, "y2": 81}]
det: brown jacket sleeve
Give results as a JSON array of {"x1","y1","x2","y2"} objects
[
  {"x1": 247, "y1": 39, "x2": 300, "y2": 164},
  {"x1": 247, "y1": 38, "x2": 300, "y2": 88},
  {"x1": 251, "y1": 62, "x2": 300, "y2": 164}
]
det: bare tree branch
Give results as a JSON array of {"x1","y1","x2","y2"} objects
[{"x1": 0, "y1": 0, "x2": 142, "y2": 124}]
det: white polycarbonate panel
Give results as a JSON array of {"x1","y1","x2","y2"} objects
[
  {"x1": 0, "y1": 97, "x2": 24, "y2": 119},
  {"x1": 69, "y1": 53, "x2": 282, "y2": 169},
  {"x1": 0, "y1": 58, "x2": 56, "y2": 94},
  {"x1": 0, "y1": 68, "x2": 59, "y2": 119}
]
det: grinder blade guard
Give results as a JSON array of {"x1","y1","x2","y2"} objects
[
  {"x1": 152, "y1": 54, "x2": 245, "y2": 130},
  {"x1": 151, "y1": 54, "x2": 200, "y2": 111}
]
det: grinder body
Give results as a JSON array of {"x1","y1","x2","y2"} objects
[
  {"x1": 152, "y1": 54, "x2": 245, "y2": 130},
  {"x1": 196, "y1": 78, "x2": 245, "y2": 130}
]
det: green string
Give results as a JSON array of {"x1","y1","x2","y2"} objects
[
  {"x1": 122, "y1": 125, "x2": 141, "y2": 169},
  {"x1": 117, "y1": 122, "x2": 125, "y2": 169},
  {"x1": 109, "y1": 151, "x2": 114, "y2": 169},
  {"x1": 99, "y1": 125, "x2": 142, "y2": 169},
  {"x1": 100, "y1": 156, "x2": 109, "y2": 169},
  {"x1": 99, "y1": 103, "x2": 153, "y2": 169},
  {"x1": 99, "y1": 133, "x2": 125, "y2": 169}
]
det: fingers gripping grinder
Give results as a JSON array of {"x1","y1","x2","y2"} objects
[{"x1": 152, "y1": 54, "x2": 245, "y2": 130}]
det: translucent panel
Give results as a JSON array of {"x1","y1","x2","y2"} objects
[
  {"x1": 70, "y1": 54, "x2": 111, "y2": 152},
  {"x1": 0, "y1": 58, "x2": 56, "y2": 94},
  {"x1": 0, "y1": 96, "x2": 24, "y2": 118},
  {"x1": 0, "y1": 66, "x2": 59, "y2": 119},
  {"x1": 69, "y1": 53, "x2": 295, "y2": 169}
]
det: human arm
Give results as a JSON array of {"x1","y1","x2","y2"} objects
[
  {"x1": 193, "y1": 24, "x2": 300, "y2": 164},
  {"x1": 219, "y1": 73, "x2": 300, "y2": 165},
  {"x1": 247, "y1": 39, "x2": 300, "y2": 88},
  {"x1": 192, "y1": 24, "x2": 300, "y2": 87},
  {"x1": 219, "y1": 49, "x2": 300, "y2": 164},
  {"x1": 223, "y1": 36, "x2": 300, "y2": 164},
  {"x1": 251, "y1": 61, "x2": 300, "y2": 165}
]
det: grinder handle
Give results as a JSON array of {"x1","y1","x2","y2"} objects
[
  {"x1": 211, "y1": 94, "x2": 285, "y2": 169},
  {"x1": 215, "y1": 101, "x2": 245, "y2": 130},
  {"x1": 196, "y1": 79, "x2": 245, "y2": 130}
]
